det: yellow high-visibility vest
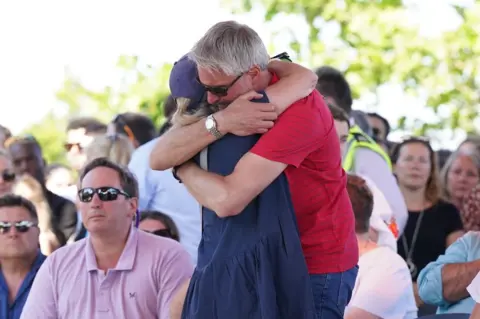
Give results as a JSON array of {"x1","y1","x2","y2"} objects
[{"x1": 342, "y1": 125, "x2": 392, "y2": 172}]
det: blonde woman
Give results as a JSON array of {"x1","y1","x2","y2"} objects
[
  {"x1": 12, "y1": 174, "x2": 62, "y2": 255},
  {"x1": 85, "y1": 134, "x2": 135, "y2": 166}
]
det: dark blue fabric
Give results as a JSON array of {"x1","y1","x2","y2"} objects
[
  {"x1": 419, "y1": 314, "x2": 469, "y2": 319},
  {"x1": 0, "y1": 252, "x2": 46, "y2": 319},
  {"x1": 181, "y1": 93, "x2": 316, "y2": 319},
  {"x1": 310, "y1": 266, "x2": 358, "y2": 318}
]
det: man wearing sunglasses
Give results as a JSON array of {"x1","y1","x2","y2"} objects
[
  {"x1": 0, "y1": 194, "x2": 45, "y2": 319},
  {"x1": 21, "y1": 157, "x2": 193, "y2": 319},
  {"x1": 153, "y1": 21, "x2": 358, "y2": 319}
]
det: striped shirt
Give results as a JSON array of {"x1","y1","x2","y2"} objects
[
  {"x1": 20, "y1": 227, "x2": 193, "y2": 319},
  {"x1": 251, "y1": 76, "x2": 358, "y2": 273}
]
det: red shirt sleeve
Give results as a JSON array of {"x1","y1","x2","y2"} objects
[{"x1": 250, "y1": 90, "x2": 332, "y2": 168}]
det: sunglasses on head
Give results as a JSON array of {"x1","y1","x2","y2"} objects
[
  {"x1": 148, "y1": 229, "x2": 174, "y2": 239},
  {"x1": 78, "y1": 187, "x2": 131, "y2": 203},
  {"x1": 196, "y1": 74, "x2": 243, "y2": 97},
  {"x1": 0, "y1": 220, "x2": 37, "y2": 234},
  {"x1": 1, "y1": 169, "x2": 15, "y2": 182}
]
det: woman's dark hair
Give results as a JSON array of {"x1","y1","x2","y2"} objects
[
  {"x1": 390, "y1": 137, "x2": 441, "y2": 204},
  {"x1": 346, "y1": 174, "x2": 373, "y2": 234},
  {"x1": 139, "y1": 210, "x2": 180, "y2": 241}
]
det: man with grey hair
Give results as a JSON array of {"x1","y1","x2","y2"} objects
[{"x1": 151, "y1": 21, "x2": 358, "y2": 319}]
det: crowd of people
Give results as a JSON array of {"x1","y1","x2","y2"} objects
[{"x1": 0, "y1": 20, "x2": 479, "y2": 319}]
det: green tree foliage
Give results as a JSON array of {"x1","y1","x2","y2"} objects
[
  {"x1": 225, "y1": 0, "x2": 480, "y2": 136},
  {"x1": 56, "y1": 55, "x2": 172, "y2": 125},
  {"x1": 27, "y1": 55, "x2": 172, "y2": 164}
]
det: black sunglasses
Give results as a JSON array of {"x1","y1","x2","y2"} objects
[
  {"x1": 148, "y1": 229, "x2": 174, "y2": 239},
  {"x1": 197, "y1": 74, "x2": 243, "y2": 97},
  {"x1": 1, "y1": 169, "x2": 15, "y2": 182},
  {"x1": 78, "y1": 187, "x2": 131, "y2": 203},
  {"x1": 0, "y1": 220, "x2": 37, "y2": 234}
]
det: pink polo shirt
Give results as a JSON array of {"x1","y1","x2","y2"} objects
[{"x1": 21, "y1": 227, "x2": 193, "y2": 319}]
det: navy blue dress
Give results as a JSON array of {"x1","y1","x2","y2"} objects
[{"x1": 181, "y1": 95, "x2": 316, "y2": 319}]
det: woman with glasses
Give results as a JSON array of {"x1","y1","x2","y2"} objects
[
  {"x1": 138, "y1": 210, "x2": 180, "y2": 242},
  {"x1": 0, "y1": 149, "x2": 15, "y2": 196}
]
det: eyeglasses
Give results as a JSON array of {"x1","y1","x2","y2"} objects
[
  {"x1": 0, "y1": 220, "x2": 37, "y2": 234},
  {"x1": 78, "y1": 187, "x2": 131, "y2": 203},
  {"x1": 1, "y1": 169, "x2": 15, "y2": 182},
  {"x1": 148, "y1": 229, "x2": 174, "y2": 239},
  {"x1": 196, "y1": 74, "x2": 243, "y2": 97}
]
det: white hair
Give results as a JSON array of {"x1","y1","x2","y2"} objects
[{"x1": 189, "y1": 21, "x2": 270, "y2": 76}]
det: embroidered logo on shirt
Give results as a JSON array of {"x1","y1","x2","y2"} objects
[{"x1": 129, "y1": 292, "x2": 136, "y2": 298}]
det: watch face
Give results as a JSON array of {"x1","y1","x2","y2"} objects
[{"x1": 206, "y1": 117, "x2": 215, "y2": 130}]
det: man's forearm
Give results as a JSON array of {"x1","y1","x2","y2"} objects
[
  {"x1": 150, "y1": 118, "x2": 217, "y2": 171},
  {"x1": 177, "y1": 162, "x2": 234, "y2": 217},
  {"x1": 442, "y1": 260, "x2": 480, "y2": 302}
]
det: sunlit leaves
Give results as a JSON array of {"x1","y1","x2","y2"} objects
[{"x1": 223, "y1": 0, "x2": 480, "y2": 136}]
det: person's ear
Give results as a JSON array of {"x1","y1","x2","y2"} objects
[
  {"x1": 128, "y1": 197, "x2": 138, "y2": 218},
  {"x1": 246, "y1": 65, "x2": 261, "y2": 79}
]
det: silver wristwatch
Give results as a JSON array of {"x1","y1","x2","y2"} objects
[{"x1": 205, "y1": 114, "x2": 223, "y2": 139}]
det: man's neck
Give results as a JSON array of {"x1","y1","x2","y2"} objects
[
  {"x1": 400, "y1": 185, "x2": 427, "y2": 211},
  {"x1": 252, "y1": 71, "x2": 272, "y2": 92},
  {"x1": 1, "y1": 253, "x2": 37, "y2": 278},
  {"x1": 356, "y1": 233, "x2": 377, "y2": 257},
  {"x1": 89, "y1": 226, "x2": 131, "y2": 271}
]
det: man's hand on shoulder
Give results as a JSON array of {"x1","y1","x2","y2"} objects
[{"x1": 215, "y1": 91, "x2": 278, "y2": 136}]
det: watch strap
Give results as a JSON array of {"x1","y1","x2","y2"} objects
[{"x1": 172, "y1": 166, "x2": 182, "y2": 183}]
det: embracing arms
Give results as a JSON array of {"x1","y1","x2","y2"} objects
[{"x1": 149, "y1": 60, "x2": 317, "y2": 171}]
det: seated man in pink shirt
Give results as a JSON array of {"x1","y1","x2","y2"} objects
[{"x1": 21, "y1": 157, "x2": 193, "y2": 319}]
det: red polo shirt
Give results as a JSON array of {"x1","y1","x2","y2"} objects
[{"x1": 250, "y1": 76, "x2": 358, "y2": 274}]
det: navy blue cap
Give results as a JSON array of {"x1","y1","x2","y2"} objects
[{"x1": 169, "y1": 54, "x2": 205, "y2": 111}]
